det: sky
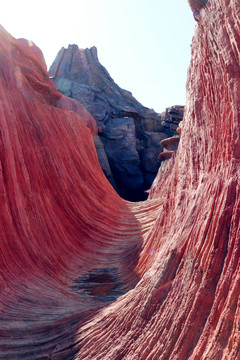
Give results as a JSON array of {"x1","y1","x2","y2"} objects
[{"x1": 1, "y1": 0, "x2": 196, "y2": 113}]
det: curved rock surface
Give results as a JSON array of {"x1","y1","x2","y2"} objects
[
  {"x1": 0, "y1": 26, "x2": 158, "y2": 358},
  {"x1": 1, "y1": 0, "x2": 240, "y2": 357}
]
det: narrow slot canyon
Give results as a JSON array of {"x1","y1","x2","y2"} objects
[{"x1": 0, "y1": 0, "x2": 240, "y2": 359}]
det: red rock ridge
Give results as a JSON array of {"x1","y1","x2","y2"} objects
[
  {"x1": 0, "y1": 25, "x2": 161, "y2": 359},
  {"x1": 0, "y1": 0, "x2": 240, "y2": 357},
  {"x1": 0, "y1": 26, "x2": 97, "y2": 138}
]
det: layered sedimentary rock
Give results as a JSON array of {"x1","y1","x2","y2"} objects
[
  {"x1": 49, "y1": 46, "x2": 183, "y2": 199},
  {"x1": 1, "y1": 0, "x2": 240, "y2": 358},
  {"x1": 160, "y1": 105, "x2": 184, "y2": 135}
]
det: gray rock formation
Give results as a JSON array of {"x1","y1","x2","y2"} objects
[
  {"x1": 101, "y1": 117, "x2": 144, "y2": 198},
  {"x1": 49, "y1": 45, "x2": 183, "y2": 200},
  {"x1": 160, "y1": 106, "x2": 184, "y2": 136}
]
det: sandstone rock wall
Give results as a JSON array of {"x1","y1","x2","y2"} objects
[{"x1": 1, "y1": 0, "x2": 240, "y2": 357}]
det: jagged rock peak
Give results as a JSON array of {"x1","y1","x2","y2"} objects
[
  {"x1": 49, "y1": 44, "x2": 150, "y2": 118},
  {"x1": 49, "y1": 45, "x2": 99, "y2": 81}
]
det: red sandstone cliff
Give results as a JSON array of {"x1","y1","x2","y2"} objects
[{"x1": 0, "y1": 0, "x2": 240, "y2": 358}]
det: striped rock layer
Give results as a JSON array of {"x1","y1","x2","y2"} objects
[{"x1": 0, "y1": 0, "x2": 240, "y2": 358}]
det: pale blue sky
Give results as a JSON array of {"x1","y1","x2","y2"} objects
[{"x1": 1, "y1": 0, "x2": 196, "y2": 112}]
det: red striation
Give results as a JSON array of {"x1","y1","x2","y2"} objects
[
  {"x1": 0, "y1": 25, "x2": 161, "y2": 359},
  {"x1": 4, "y1": 35, "x2": 61, "y2": 106},
  {"x1": 55, "y1": 95, "x2": 98, "y2": 137},
  {"x1": 1, "y1": 0, "x2": 240, "y2": 357}
]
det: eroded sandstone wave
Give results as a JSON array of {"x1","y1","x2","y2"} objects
[{"x1": 1, "y1": 0, "x2": 240, "y2": 357}]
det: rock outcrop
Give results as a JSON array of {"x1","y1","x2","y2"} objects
[
  {"x1": 160, "y1": 105, "x2": 184, "y2": 135},
  {"x1": 188, "y1": 0, "x2": 209, "y2": 12},
  {"x1": 188, "y1": 0, "x2": 209, "y2": 20},
  {"x1": 158, "y1": 134, "x2": 180, "y2": 163},
  {"x1": 49, "y1": 45, "x2": 183, "y2": 199},
  {"x1": 1, "y1": 0, "x2": 240, "y2": 357}
]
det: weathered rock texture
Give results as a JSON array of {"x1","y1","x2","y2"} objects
[
  {"x1": 188, "y1": 0, "x2": 209, "y2": 11},
  {"x1": 49, "y1": 45, "x2": 183, "y2": 200},
  {"x1": 158, "y1": 135, "x2": 180, "y2": 164},
  {"x1": 1, "y1": 0, "x2": 240, "y2": 357},
  {"x1": 188, "y1": 0, "x2": 209, "y2": 20}
]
